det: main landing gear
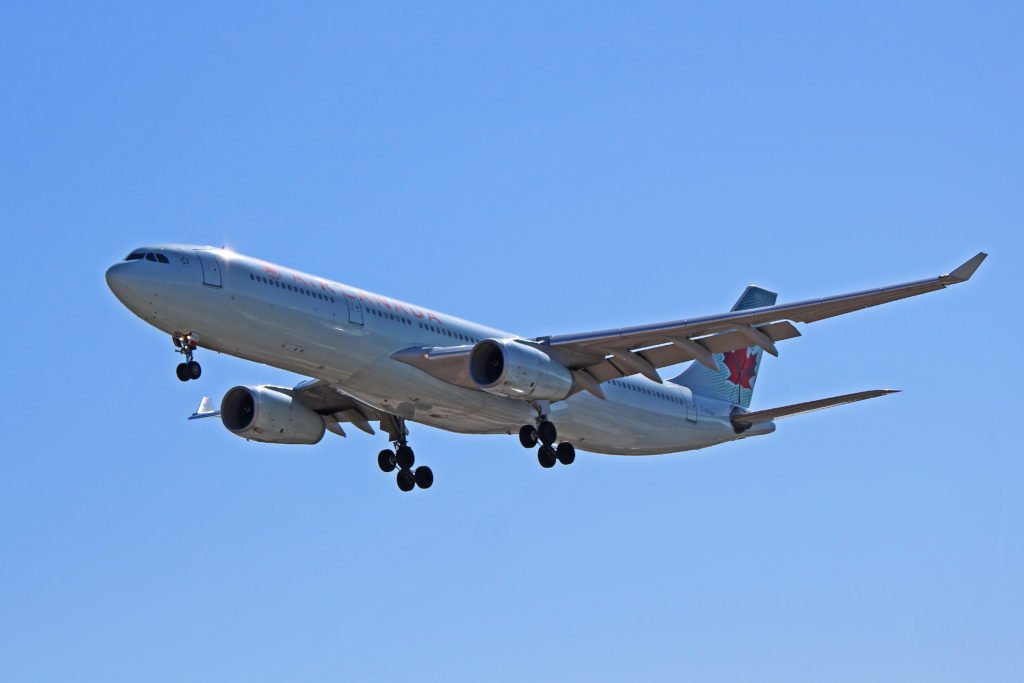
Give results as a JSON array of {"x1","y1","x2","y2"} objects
[
  {"x1": 519, "y1": 420, "x2": 575, "y2": 468},
  {"x1": 173, "y1": 333, "x2": 202, "y2": 382},
  {"x1": 376, "y1": 415, "x2": 432, "y2": 492}
]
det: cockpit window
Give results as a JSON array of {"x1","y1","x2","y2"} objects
[
  {"x1": 155, "y1": 253, "x2": 169, "y2": 263},
  {"x1": 146, "y1": 253, "x2": 158, "y2": 262},
  {"x1": 125, "y1": 250, "x2": 146, "y2": 261}
]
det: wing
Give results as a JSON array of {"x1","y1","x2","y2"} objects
[
  {"x1": 188, "y1": 379, "x2": 407, "y2": 439},
  {"x1": 390, "y1": 252, "x2": 986, "y2": 396},
  {"x1": 267, "y1": 379, "x2": 410, "y2": 440},
  {"x1": 538, "y1": 252, "x2": 987, "y2": 385}
]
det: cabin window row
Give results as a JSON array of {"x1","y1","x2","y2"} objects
[
  {"x1": 249, "y1": 272, "x2": 336, "y2": 303},
  {"x1": 608, "y1": 378, "x2": 685, "y2": 405},
  {"x1": 418, "y1": 321, "x2": 478, "y2": 344},
  {"x1": 369, "y1": 308, "x2": 412, "y2": 326}
]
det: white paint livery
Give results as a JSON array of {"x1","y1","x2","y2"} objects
[{"x1": 106, "y1": 245, "x2": 984, "y2": 490}]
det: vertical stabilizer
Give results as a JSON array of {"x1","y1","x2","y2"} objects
[{"x1": 668, "y1": 286, "x2": 776, "y2": 408}]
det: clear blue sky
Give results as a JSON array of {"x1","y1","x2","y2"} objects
[{"x1": 2, "y1": 2, "x2": 1021, "y2": 681}]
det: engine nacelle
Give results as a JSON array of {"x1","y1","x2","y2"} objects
[
  {"x1": 468, "y1": 338, "x2": 574, "y2": 401},
  {"x1": 220, "y1": 385, "x2": 326, "y2": 444}
]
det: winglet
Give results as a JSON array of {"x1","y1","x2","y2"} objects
[{"x1": 944, "y1": 252, "x2": 987, "y2": 283}]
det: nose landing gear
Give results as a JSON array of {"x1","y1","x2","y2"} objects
[{"x1": 173, "y1": 334, "x2": 202, "y2": 382}]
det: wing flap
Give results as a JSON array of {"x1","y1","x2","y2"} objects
[
  {"x1": 731, "y1": 389, "x2": 899, "y2": 425},
  {"x1": 578, "y1": 321, "x2": 801, "y2": 383}
]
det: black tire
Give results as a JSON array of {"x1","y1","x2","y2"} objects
[
  {"x1": 538, "y1": 420, "x2": 557, "y2": 446},
  {"x1": 397, "y1": 468, "x2": 415, "y2": 492},
  {"x1": 414, "y1": 465, "x2": 433, "y2": 489},
  {"x1": 176, "y1": 363, "x2": 190, "y2": 382},
  {"x1": 538, "y1": 444, "x2": 557, "y2": 468},
  {"x1": 187, "y1": 361, "x2": 202, "y2": 380},
  {"x1": 519, "y1": 425, "x2": 538, "y2": 449},
  {"x1": 556, "y1": 442, "x2": 576, "y2": 465},
  {"x1": 396, "y1": 445, "x2": 415, "y2": 469},
  {"x1": 378, "y1": 449, "x2": 396, "y2": 473}
]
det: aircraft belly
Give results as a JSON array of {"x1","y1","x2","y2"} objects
[
  {"x1": 340, "y1": 357, "x2": 535, "y2": 434},
  {"x1": 556, "y1": 392, "x2": 735, "y2": 455}
]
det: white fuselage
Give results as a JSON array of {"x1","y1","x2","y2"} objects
[{"x1": 106, "y1": 245, "x2": 773, "y2": 455}]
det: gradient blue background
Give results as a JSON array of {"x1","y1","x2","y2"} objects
[{"x1": 2, "y1": 2, "x2": 1021, "y2": 680}]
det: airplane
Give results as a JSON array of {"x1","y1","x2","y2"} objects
[{"x1": 106, "y1": 246, "x2": 986, "y2": 492}]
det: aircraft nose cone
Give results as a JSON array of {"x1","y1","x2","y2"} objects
[
  {"x1": 105, "y1": 262, "x2": 126, "y2": 292},
  {"x1": 105, "y1": 261, "x2": 141, "y2": 300}
]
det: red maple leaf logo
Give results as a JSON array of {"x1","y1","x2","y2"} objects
[{"x1": 722, "y1": 349, "x2": 757, "y2": 390}]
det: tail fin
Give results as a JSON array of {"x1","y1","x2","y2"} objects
[{"x1": 668, "y1": 286, "x2": 777, "y2": 408}]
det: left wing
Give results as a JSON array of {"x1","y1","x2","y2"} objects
[
  {"x1": 392, "y1": 252, "x2": 985, "y2": 395},
  {"x1": 538, "y1": 252, "x2": 986, "y2": 384}
]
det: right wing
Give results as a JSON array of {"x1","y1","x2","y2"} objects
[
  {"x1": 188, "y1": 379, "x2": 408, "y2": 440},
  {"x1": 269, "y1": 379, "x2": 406, "y2": 440}
]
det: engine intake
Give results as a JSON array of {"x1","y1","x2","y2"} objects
[
  {"x1": 468, "y1": 338, "x2": 574, "y2": 401},
  {"x1": 220, "y1": 385, "x2": 326, "y2": 444}
]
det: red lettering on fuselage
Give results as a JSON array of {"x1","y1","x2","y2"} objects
[
  {"x1": 292, "y1": 273, "x2": 309, "y2": 286},
  {"x1": 263, "y1": 265, "x2": 282, "y2": 279},
  {"x1": 427, "y1": 312, "x2": 442, "y2": 324},
  {"x1": 374, "y1": 296, "x2": 392, "y2": 310},
  {"x1": 393, "y1": 302, "x2": 410, "y2": 315},
  {"x1": 317, "y1": 280, "x2": 335, "y2": 293}
]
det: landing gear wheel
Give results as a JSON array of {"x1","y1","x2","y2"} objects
[
  {"x1": 414, "y1": 466, "x2": 433, "y2": 489},
  {"x1": 396, "y1": 445, "x2": 415, "y2": 470},
  {"x1": 538, "y1": 445, "x2": 557, "y2": 468},
  {"x1": 519, "y1": 425, "x2": 539, "y2": 449},
  {"x1": 175, "y1": 363, "x2": 189, "y2": 382},
  {"x1": 538, "y1": 421, "x2": 557, "y2": 446},
  {"x1": 397, "y1": 468, "x2": 415, "y2": 492},
  {"x1": 378, "y1": 449, "x2": 396, "y2": 473},
  {"x1": 187, "y1": 360, "x2": 202, "y2": 380},
  {"x1": 556, "y1": 442, "x2": 576, "y2": 465}
]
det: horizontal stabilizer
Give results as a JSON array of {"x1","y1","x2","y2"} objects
[
  {"x1": 188, "y1": 396, "x2": 220, "y2": 420},
  {"x1": 731, "y1": 389, "x2": 899, "y2": 425}
]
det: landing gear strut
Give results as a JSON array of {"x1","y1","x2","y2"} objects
[
  {"x1": 173, "y1": 334, "x2": 202, "y2": 382},
  {"x1": 519, "y1": 408, "x2": 577, "y2": 469},
  {"x1": 376, "y1": 415, "x2": 432, "y2": 492}
]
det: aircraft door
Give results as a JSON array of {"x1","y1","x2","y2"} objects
[
  {"x1": 345, "y1": 294, "x2": 364, "y2": 325},
  {"x1": 195, "y1": 251, "x2": 223, "y2": 288},
  {"x1": 683, "y1": 392, "x2": 697, "y2": 423}
]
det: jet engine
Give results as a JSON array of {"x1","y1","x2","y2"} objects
[
  {"x1": 220, "y1": 385, "x2": 326, "y2": 444},
  {"x1": 468, "y1": 338, "x2": 574, "y2": 401}
]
